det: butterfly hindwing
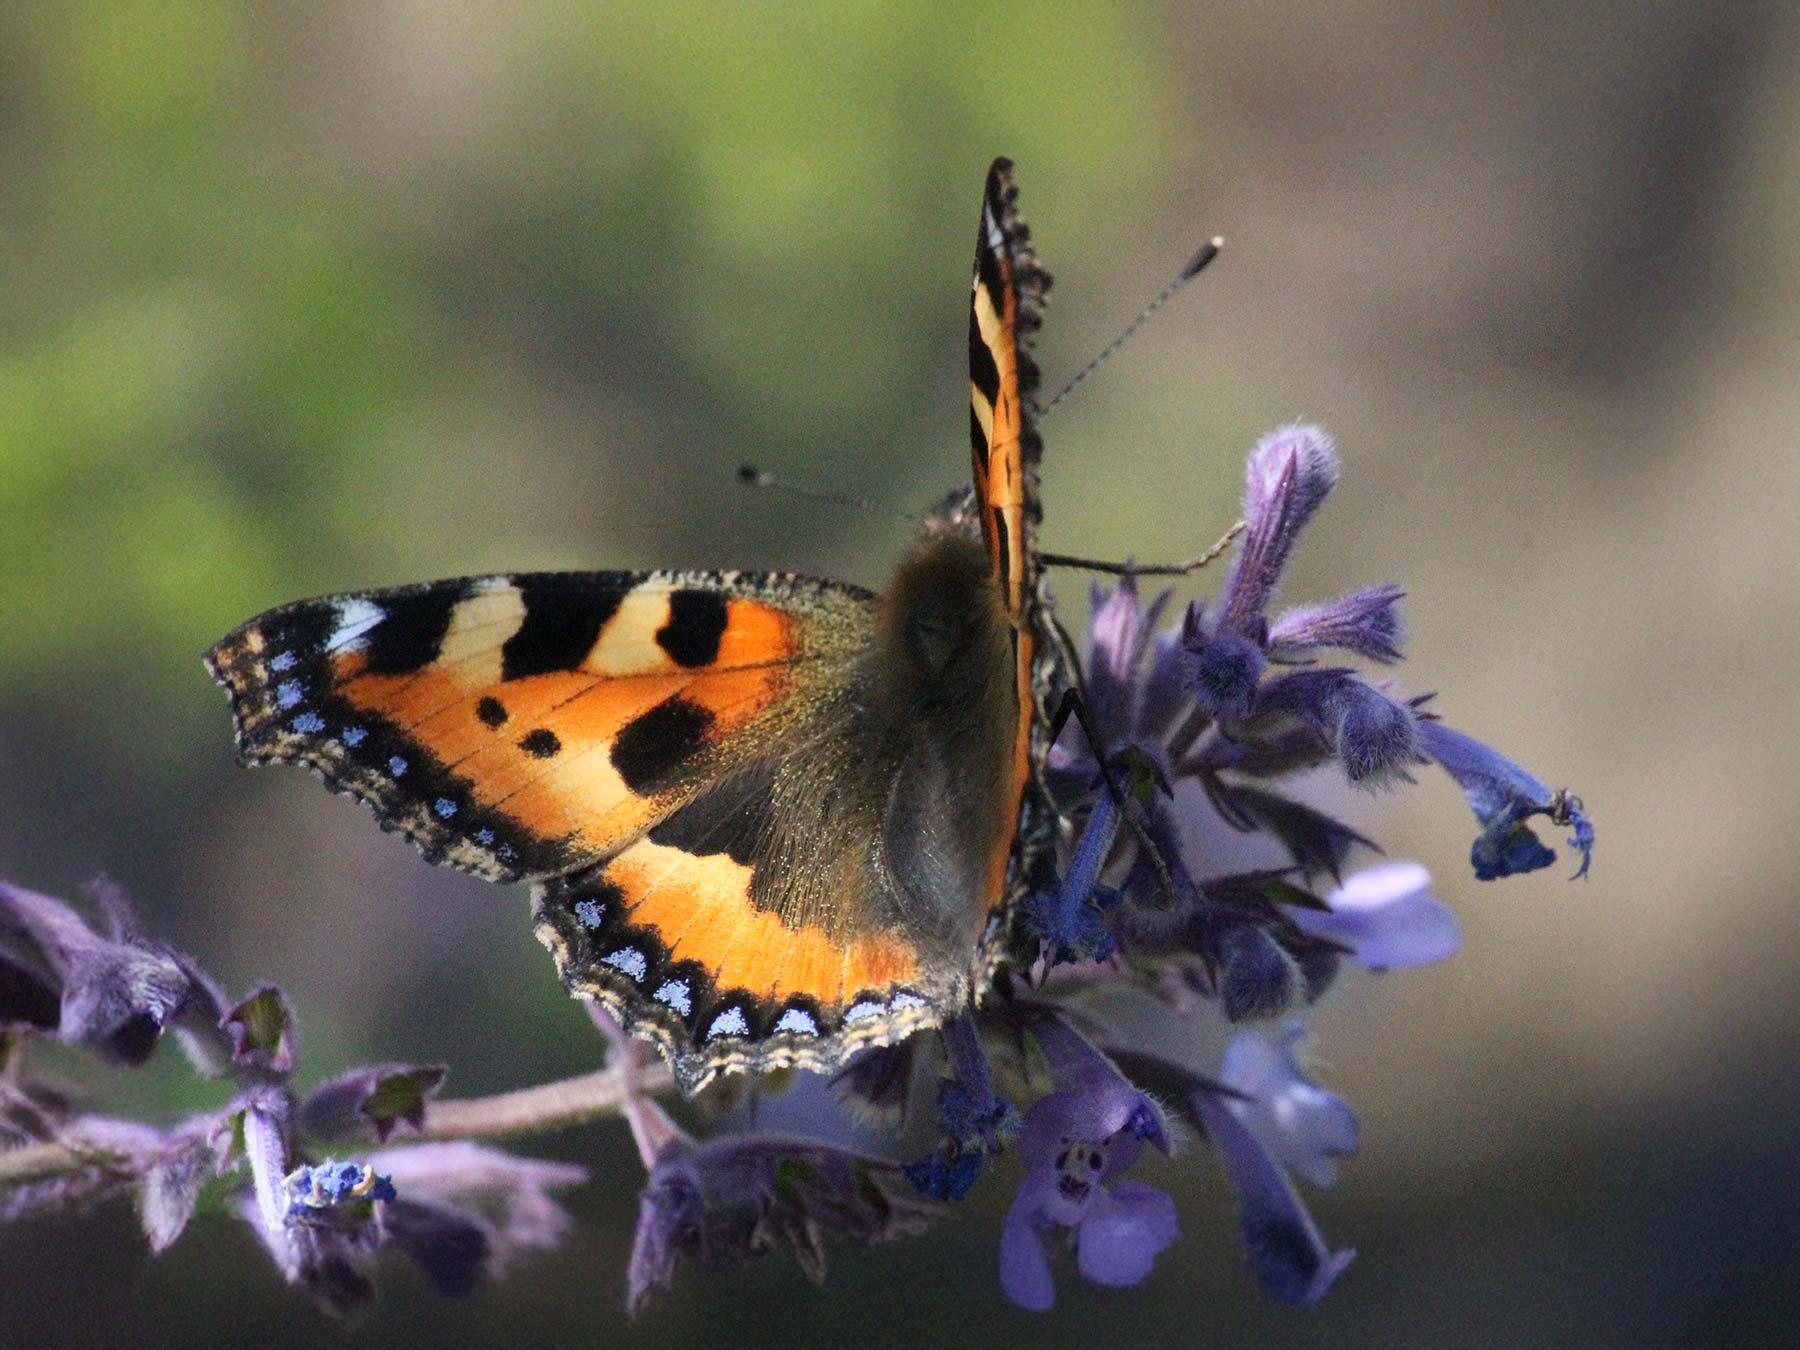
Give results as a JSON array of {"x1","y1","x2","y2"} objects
[
  {"x1": 206, "y1": 570, "x2": 873, "y2": 884},
  {"x1": 541, "y1": 523, "x2": 1035, "y2": 1090}
]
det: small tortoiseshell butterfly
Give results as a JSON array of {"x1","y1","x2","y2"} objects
[{"x1": 209, "y1": 160, "x2": 1062, "y2": 1093}]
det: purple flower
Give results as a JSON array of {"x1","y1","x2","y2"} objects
[
  {"x1": 1048, "y1": 577, "x2": 1184, "y2": 796},
  {"x1": 1246, "y1": 668, "x2": 1423, "y2": 789},
  {"x1": 1285, "y1": 862, "x2": 1461, "y2": 971},
  {"x1": 1183, "y1": 612, "x2": 1265, "y2": 722},
  {"x1": 999, "y1": 1086, "x2": 1179, "y2": 1310},
  {"x1": 1220, "y1": 1024, "x2": 1358, "y2": 1188},
  {"x1": 1420, "y1": 722, "x2": 1594, "y2": 879},
  {"x1": 1190, "y1": 1054, "x2": 1355, "y2": 1306},
  {"x1": 1085, "y1": 576, "x2": 1174, "y2": 742},
  {"x1": 998, "y1": 1013, "x2": 1177, "y2": 1310},
  {"x1": 1216, "y1": 423, "x2": 1341, "y2": 637},
  {"x1": 1182, "y1": 425, "x2": 1341, "y2": 711}
]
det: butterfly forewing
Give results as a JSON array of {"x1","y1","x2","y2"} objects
[
  {"x1": 968, "y1": 158, "x2": 1053, "y2": 926},
  {"x1": 207, "y1": 570, "x2": 872, "y2": 884}
]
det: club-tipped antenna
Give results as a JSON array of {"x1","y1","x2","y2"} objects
[
  {"x1": 1038, "y1": 236, "x2": 1224, "y2": 419},
  {"x1": 736, "y1": 463, "x2": 917, "y2": 522}
]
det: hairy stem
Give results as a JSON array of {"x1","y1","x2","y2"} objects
[
  {"x1": 0, "y1": 1139, "x2": 120, "y2": 1185},
  {"x1": 414, "y1": 1060, "x2": 675, "y2": 1142},
  {"x1": 0, "y1": 1062, "x2": 677, "y2": 1193}
]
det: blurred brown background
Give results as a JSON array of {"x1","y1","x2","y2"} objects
[{"x1": 2, "y1": 2, "x2": 1796, "y2": 1345}]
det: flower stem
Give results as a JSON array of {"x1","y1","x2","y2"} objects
[{"x1": 416, "y1": 1061, "x2": 675, "y2": 1142}]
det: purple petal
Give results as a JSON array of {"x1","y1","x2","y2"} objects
[
  {"x1": 1251, "y1": 671, "x2": 1419, "y2": 788},
  {"x1": 1220, "y1": 1025, "x2": 1359, "y2": 1188},
  {"x1": 1075, "y1": 1180, "x2": 1179, "y2": 1288},
  {"x1": 1269, "y1": 584, "x2": 1406, "y2": 663},
  {"x1": 1193, "y1": 1089, "x2": 1355, "y2": 1306},
  {"x1": 1218, "y1": 424, "x2": 1340, "y2": 632},
  {"x1": 999, "y1": 1177, "x2": 1058, "y2": 1311},
  {"x1": 0, "y1": 880, "x2": 195, "y2": 1065},
  {"x1": 1022, "y1": 1016, "x2": 1171, "y2": 1164},
  {"x1": 1086, "y1": 578, "x2": 1170, "y2": 741},
  {"x1": 1287, "y1": 862, "x2": 1461, "y2": 970},
  {"x1": 1136, "y1": 632, "x2": 1191, "y2": 742}
]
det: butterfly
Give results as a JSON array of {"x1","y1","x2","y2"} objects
[{"x1": 208, "y1": 159, "x2": 1064, "y2": 1094}]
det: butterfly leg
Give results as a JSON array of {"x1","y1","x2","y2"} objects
[{"x1": 1045, "y1": 687, "x2": 1180, "y2": 908}]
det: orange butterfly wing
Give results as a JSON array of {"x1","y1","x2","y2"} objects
[
  {"x1": 207, "y1": 570, "x2": 870, "y2": 884},
  {"x1": 968, "y1": 158, "x2": 1052, "y2": 921}
]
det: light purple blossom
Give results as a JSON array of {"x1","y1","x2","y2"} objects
[
  {"x1": 998, "y1": 1014, "x2": 1177, "y2": 1310},
  {"x1": 1285, "y1": 862, "x2": 1461, "y2": 971},
  {"x1": 999, "y1": 1086, "x2": 1179, "y2": 1310},
  {"x1": 1193, "y1": 1082, "x2": 1355, "y2": 1306},
  {"x1": 1220, "y1": 1024, "x2": 1359, "y2": 1187}
]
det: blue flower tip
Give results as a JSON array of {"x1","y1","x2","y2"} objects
[
  {"x1": 1554, "y1": 791, "x2": 1594, "y2": 880},
  {"x1": 1471, "y1": 824, "x2": 1556, "y2": 881}
]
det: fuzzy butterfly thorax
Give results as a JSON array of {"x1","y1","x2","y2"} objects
[{"x1": 208, "y1": 159, "x2": 1063, "y2": 1094}]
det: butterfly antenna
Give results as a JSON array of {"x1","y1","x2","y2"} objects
[
  {"x1": 1038, "y1": 236, "x2": 1225, "y2": 419},
  {"x1": 736, "y1": 463, "x2": 918, "y2": 522}
]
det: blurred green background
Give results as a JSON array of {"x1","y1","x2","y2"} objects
[{"x1": 3, "y1": 2, "x2": 1797, "y2": 1345}]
